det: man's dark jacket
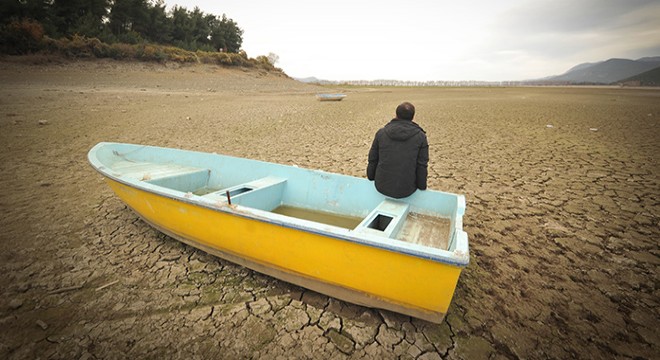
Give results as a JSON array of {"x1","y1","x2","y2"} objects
[{"x1": 367, "y1": 119, "x2": 429, "y2": 198}]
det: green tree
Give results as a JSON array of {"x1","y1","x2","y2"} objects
[
  {"x1": 143, "y1": 0, "x2": 171, "y2": 44},
  {"x1": 109, "y1": 0, "x2": 149, "y2": 42},
  {"x1": 209, "y1": 14, "x2": 242, "y2": 53},
  {"x1": 0, "y1": 0, "x2": 245, "y2": 55},
  {"x1": 0, "y1": 0, "x2": 52, "y2": 27},
  {"x1": 49, "y1": 0, "x2": 109, "y2": 38},
  {"x1": 170, "y1": 5, "x2": 193, "y2": 49},
  {"x1": 189, "y1": 7, "x2": 210, "y2": 48}
]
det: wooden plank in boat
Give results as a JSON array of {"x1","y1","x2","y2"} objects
[{"x1": 396, "y1": 213, "x2": 451, "y2": 250}]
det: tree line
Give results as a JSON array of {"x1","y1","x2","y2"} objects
[{"x1": 0, "y1": 0, "x2": 243, "y2": 54}]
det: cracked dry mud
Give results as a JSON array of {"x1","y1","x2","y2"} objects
[{"x1": 0, "y1": 60, "x2": 658, "y2": 359}]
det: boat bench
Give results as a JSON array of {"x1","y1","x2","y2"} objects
[
  {"x1": 113, "y1": 161, "x2": 211, "y2": 193},
  {"x1": 354, "y1": 199, "x2": 410, "y2": 238},
  {"x1": 201, "y1": 176, "x2": 287, "y2": 211}
]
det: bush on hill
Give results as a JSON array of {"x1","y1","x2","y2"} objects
[
  {"x1": 0, "y1": 1, "x2": 282, "y2": 74},
  {"x1": 0, "y1": 19, "x2": 282, "y2": 73}
]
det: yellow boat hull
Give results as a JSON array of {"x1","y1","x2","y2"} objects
[{"x1": 107, "y1": 178, "x2": 462, "y2": 322}]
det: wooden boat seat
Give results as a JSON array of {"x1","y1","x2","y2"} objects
[
  {"x1": 354, "y1": 199, "x2": 410, "y2": 238},
  {"x1": 112, "y1": 161, "x2": 208, "y2": 180},
  {"x1": 111, "y1": 161, "x2": 211, "y2": 193},
  {"x1": 201, "y1": 176, "x2": 287, "y2": 211}
]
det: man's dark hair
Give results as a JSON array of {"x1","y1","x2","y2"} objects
[{"x1": 396, "y1": 102, "x2": 415, "y2": 120}]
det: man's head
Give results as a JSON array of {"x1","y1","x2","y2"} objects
[{"x1": 396, "y1": 102, "x2": 415, "y2": 121}]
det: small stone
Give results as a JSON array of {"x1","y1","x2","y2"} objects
[
  {"x1": 38, "y1": 120, "x2": 49, "y2": 125},
  {"x1": 46, "y1": 336, "x2": 60, "y2": 343},
  {"x1": 326, "y1": 329, "x2": 355, "y2": 355},
  {"x1": 9, "y1": 299, "x2": 23, "y2": 310},
  {"x1": 161, "y1": 254, "x2": 181, "y2": 262},
  {"x1": 36, "y1": 320, "x2": 48, "y2": 330}
]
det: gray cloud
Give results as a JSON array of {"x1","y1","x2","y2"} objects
[
  {"x1": 501, "y1": 0, "x2": 659, "y2": 33},
  {"x1": 488, "y1": 0, "x2": 660, "y2": 61}
]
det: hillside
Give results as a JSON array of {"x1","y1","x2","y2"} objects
[
  {"x1": 540, "y1": 57, "x2": 660, "y2": 84},
  {"x1": 618, "y1": 66, "x2": 660, "y2": 86}
]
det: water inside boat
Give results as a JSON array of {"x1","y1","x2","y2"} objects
[
  {"x1": 272, "y1": 206, "x2": 451, "y2": 250},
  {"x1": 272, "y1": 205, "x2": 363, "y2": 229}
]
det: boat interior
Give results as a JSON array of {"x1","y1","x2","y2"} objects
[{"x1": 111, "y1": 160, "x2": 452, "y2": 250}]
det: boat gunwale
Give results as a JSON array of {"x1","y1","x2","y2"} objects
[{"x1": 88, "y1": 142, "x2": 469, "y2": 267}]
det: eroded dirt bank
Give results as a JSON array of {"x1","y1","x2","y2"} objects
[{"x1": 0, "y1": 60, "x2": 658, "y2": 359}]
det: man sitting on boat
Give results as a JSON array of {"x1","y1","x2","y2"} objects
[{"x1": 367, "y1": 102, "x2": 429, "y2": 198}]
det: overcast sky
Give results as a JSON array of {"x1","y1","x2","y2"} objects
[{"x1": 165, "y1": 0, "x2": 660, "y2": 81}]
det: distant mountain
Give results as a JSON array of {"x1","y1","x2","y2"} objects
[
  {"x1": 564, "y1": 61, "x2": 603, "y2": 74},
  {"x1": 541, "y1": 57, "x2": 660, "y2": 84},
  {"x1": 618, "y1": 66, "x2": 660, "y2": 86},
  {"x1": 297, "y1": 56, "x2": 660, "y2": 86},
  {"x1": 636, "y1": 56, "x2": 660, "y2": 62},
  {"x1": 294, "y1": 76, "x2": 321, "y2": 83}
]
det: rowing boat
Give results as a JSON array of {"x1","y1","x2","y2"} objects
[
  {"x1": 316, "y1": 93, "x2": 347, "y2": 101},
  {"x1": 88, "y1": 142, "x2": 469, "y2": 322}
]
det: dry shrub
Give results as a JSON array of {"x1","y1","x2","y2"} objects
[
  {"x1": 1, "y1": 23, "x2": 286, "y2": 75},
  {"x1": 196, "y1": 52, "x2": 213, "y2": 64},
  {"x1": 254, "y1": 55, "x2": 276, "y2": 70},
  {"x1": 136, "y1": 44, "x2": 166, "y2": 62},
  {"x1": 1, "y1": 18, "x2": 45, "y2": 54},
  {"x1": 198, "y1": 51, "x2": 231, "y2": 65},
  {"x1": 161, "y1": 46, "x2": 198, "y2": 63},
  {"x1": 66, "y1": 35, "x2": 101, "y2": 57},
  {"x1": 37, "y1": 35, "x2": 111, "y2": 59},
  {"x1": 173, "y1": 50, "x2": 252, "y2": 67},
  {"x1": 107, "y1": 43, "x2": 136, "y2": 59},
  {"x1": 230, "y1": 52, "x2": 250, "y2": 66}
]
